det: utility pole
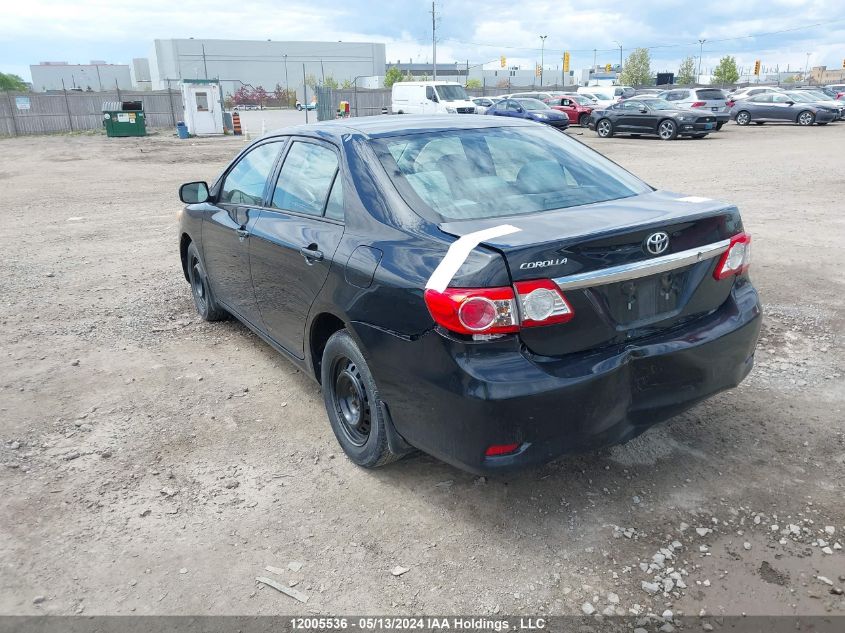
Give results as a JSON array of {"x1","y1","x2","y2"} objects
[
  {"x1": 614, "y1": 41, "x2": 622, "y2": 72},
  {"x1": 284, "y1": 54, "x2": 289, "y2": 107},
  {"x1": 431, "y1": 1, "x2": 437, "y2": 80},
  {"x1": 697, "y1": 39, "x2": 706, "y2": 82},
  {"x1": 593, "y1": 49, "x2": 597, "y2": 72},
  {"x1": 539, "y1": 35, "x2": 547, "y2": 86},
  {"x1": 303, "y1": 64, "x2": 309, "y2": 124},
  {"x1": 804, "y1": 52, "x2": 811, "y2": 79},
  {"x1": 202, "y1": 44, "x2": 208, "y2": 79}
]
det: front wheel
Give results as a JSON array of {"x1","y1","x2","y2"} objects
[
  {"x1": 296, "y1": 104, "x2": 303, "y2": 111},
  {"x1": 579, "y1": 113, "x2": 591, "y2": 127},
  {"x1": 797, "y1": 110, "x2": 815, "y2": 126},
  {"x1": 658, "y1": 119, "x2": 678, "y2": 140},
  {"x1": 596, "y1": 118, "x2": 613, "y2": 137},
  {"x1": 321, "y1": 330, "x2": 402, "y2": 468},
  {"x1": 735, "y1": 111, "x2": 751, "y2": 125},
  {"x1": 186, "y1": 242, "x2": 226, "y2": 322},
  {"x1": 716, "y1": 122, "x2": 724, "y2": 130}
]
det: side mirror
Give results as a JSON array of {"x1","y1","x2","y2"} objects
[
  {"x1": 786, "y1": 101, "x2": 795, "y2": 106},
  {"x1": 638, "y1": 106, "x2": 648, "y2": 113},
  {"x1": 180, "y1": 181, "x2": 209, "y2": 204}
]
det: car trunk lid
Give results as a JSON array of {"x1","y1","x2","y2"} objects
[{"x1": 438, "y1": 190, "x2": 743, "y2": 356}]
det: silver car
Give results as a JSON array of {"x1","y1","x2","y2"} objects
[
  {"x1": 472, "y1": 97, "x2": 499, "y2": 115},
  {"x1": 657, "y1": 88, "x2": 730, "y2": 129},
  {"x1": 731, "y1": 92, "x2": 838, "y2": 126},
  {"x1": 784, "y1": 91, "x2": 843, "y2": 121}
]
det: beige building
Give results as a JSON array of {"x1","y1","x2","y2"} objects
[{"x1": 810, "y1": 66, "x2": 845, "y2": 84}]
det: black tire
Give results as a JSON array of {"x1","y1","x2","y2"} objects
[
  {"x1": 186, "y1": 242, "x2": 226, "y2": 322},
  {"x1": 596, "y1": 118, "x2": 613, "y2": 137},
  {"x1": 578, "y1": 113, "x2": 591, "y2": 127},
  {"x1": 716, "y1": 122, "x2": 724, "y2": 130},
  {"x1": 735, "y1": 111, "x2": 751, "y2": 125},
  {"x1": 658, "y1": 119, "x2": 678, "y2": 140},
  {"x1": 321, "y1": 330, "x2": 401, "y2": 468},
  {"x1": 797, "y1": 110, "x2": 815, "y2": 126},
  {"x1": 817, "y1": 122, "x2": 828, "y2": 126},
  {"x1": 296, "y1": 104, "x2": 303, "y2": 111}
]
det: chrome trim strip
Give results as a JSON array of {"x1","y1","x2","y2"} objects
[{"x1": 553, "y1": 239, "x2": 731, "y2": 291}]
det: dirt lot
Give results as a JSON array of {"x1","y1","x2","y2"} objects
[{"x1": 1, "y1": 121, "x2": 843, "y2": 622}]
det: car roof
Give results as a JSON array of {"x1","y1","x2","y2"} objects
[{"x1": 265, "y1": 114, "x2": 537, "y2": 141}]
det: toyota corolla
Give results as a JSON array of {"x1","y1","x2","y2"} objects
[{"x1": 177, "y1": 115, "x2": 761, "y2": 474}]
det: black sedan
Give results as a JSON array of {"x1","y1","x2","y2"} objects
[
  {"x1": 177, "y1": 115, "x2": 760, "y2": 474},
  {"x1": 590, "y1": 98, "x2": 719, "y2": 140},
  {"x1": 485, "y1": 98, "x2": 570, "y2": 129}
]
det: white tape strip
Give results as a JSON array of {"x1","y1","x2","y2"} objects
[
  {"x1": 426, "y1": 224, "x2": 521, "y2": 293},
  {"x1": 677, "y1": 196, "x2": 711, "y2": 203}
]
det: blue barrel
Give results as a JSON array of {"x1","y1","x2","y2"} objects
[{"x1": 176, "y1": 121, "x2": 189, "y2": 139}]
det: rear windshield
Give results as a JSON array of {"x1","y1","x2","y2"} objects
[
  {"x1": 370, "y1": 127, "x2": 651, "y2": 222},
  {"x1": 695, "y1": 89, "x2": 726, "y2": 100},
  {"x1": 435, "y1": 85, "x2": 468, "y2": 101}
]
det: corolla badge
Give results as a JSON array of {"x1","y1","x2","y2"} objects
[
  {"x1": 519, "y1": 257, "x2": 568, "y2": 270},
  {"x1": 644, "y1": 231, "x2": 669, "y2": 256}
]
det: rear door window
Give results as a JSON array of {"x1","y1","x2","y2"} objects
[{"x1": 271, "y1": 141, "x2": 339, "y2": 216}]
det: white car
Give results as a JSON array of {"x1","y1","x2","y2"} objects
[
  {"x1": 471, "y1": 97, "x2": 499, "y2": 114},
  {"x1": 726, "y1": 86, "x2": 783, "y2": 102},
  {"x1": 576, "y1": 87, "x2": 615, "y2": 109},
  {"x1": 391, "y1": 81, "x2": 476, "y2": 114}
]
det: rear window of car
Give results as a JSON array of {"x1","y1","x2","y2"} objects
[
  {"x1": 370, "y1": 127, "x2": 651, "y2": 222},
  {"x1": 695, "y1": 89, "x2": 726, "y2": 100}
]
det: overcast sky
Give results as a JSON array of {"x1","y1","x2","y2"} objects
[{"x1": 3, "y1": 0, "x2": 844, "y2": 81}]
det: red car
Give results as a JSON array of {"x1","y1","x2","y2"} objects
[{"x1": 545, "y1": 93, "x2": 595, "y2": 126}]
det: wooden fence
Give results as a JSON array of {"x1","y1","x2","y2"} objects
[{"x1": 0, "y1": 90, "x2": 184, "y2": 136}]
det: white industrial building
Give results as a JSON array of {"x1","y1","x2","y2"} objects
[
  {"x1": 149, "y1": 39, "x2": 386, "y2": 99},
  {"x1": 131, "y1": 58, "x2": 152, "y2": 91},
  {"x1": 29, "y1": 61, "x2": 133, "y2": 92}
]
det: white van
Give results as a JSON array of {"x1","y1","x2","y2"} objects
[{"x1": 391, "y1": 81, "x2": 477, "y2": 114}]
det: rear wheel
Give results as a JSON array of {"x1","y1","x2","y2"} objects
[
  {"x1": 596, "y1": 118, "x2": 613, "y2": 137},
  {"x1": 716, "y1": 122, "x2": 724, "y2": 130},
  {"x1": 797, "y1": 110, "x2": 815, "y2": 126},
  {"x1": 735, "y1": 111, "x2": 751, "y2": 125},
  {"x1": 658, "y1": 119, "x2": 678, "y2": 140},
  {"x1": 578, "y1": 113, "x2": 591, "y2": 127},
  {"x1": 186, "y1": 242, "x2": 226, "y2": 322},
  {"x1": 321, "y1": 330, "x2": 402, "y2": 468}
]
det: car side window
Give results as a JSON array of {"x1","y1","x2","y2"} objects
[
  {"x1": 561, "y1": 99, "x2": 570, "y2": 106},
  {"x1": 220, "y1": 142, "x2": 282, "y2": 206},
  {"x1": 271, "y1": 142, "x2": 339, "y2": 216},
  {"x1": 324, "y1": 176, "x2": 344, "y2": 221},
  {"x1": 772, "y1": 94, "x2": 791, "y2": 103},
  {"x1": 426, "y1": 86, "x2": 436, "y2": 101},
  {"x1": 506, "y1": 100, "x2": 521, "y2": 111},
  {"x1": 753, "y1": 95, "x2": 774, "y2": 103},
  {"x1": 622, "y1": 101, "x2": 641, "y2": 110}
]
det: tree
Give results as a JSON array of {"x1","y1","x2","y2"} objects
[
  {"x1": 304, "y1": 74, "x2": 319, "y2": 90},
  {"x1": 0, "y1": 72, "x2": 28, "y2": 91},
  {"x1": 619, "y1": 48, "x2": 652, "y2": 86},
  {"x1": 384, "y1": 66, "x2": 404, "y2": 88},
  {"x1": 677, "y1": 56, "x2": 696, "y2": 85},
  {"x1": 712, "y1": 56, "x2": 739, "y2": 86},
  {"x1": 232, "y1": 85, "x2": 252, "y2": 105},
  {"x1": 341, "y1": 79, "x2": 354, "y2": 89},
  {"x1": 253, "y1": 85, "x2": 268, "y2": 106},
  {"x1": 465, "y1": 78, "x2": 482, "y2": 89},
  {"x1": 322, "y1": 75, "x2": 339, "y2": 89}
]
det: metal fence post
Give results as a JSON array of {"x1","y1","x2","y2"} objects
[
  {"x1": 6, "y1": 92, "x2": 19, "y2": 136},
  {"x1": 61, "y1": 79, "x2": 73, "y2": 131}
]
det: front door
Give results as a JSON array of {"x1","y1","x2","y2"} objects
[
  {"x1": 250, "y1": 139, "x2": 346, "y2": 357},
  {"x1": 202, "y1": 140, "x2": 284, "y2": 326}
]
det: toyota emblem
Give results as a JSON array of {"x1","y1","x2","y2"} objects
[{"x1": 645, "y1": 231, "x2": 669, "y2": 255}]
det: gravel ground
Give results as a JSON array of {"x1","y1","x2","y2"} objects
[{"x1": 1, "y1": 121, "x2": 843, "y2": 624}]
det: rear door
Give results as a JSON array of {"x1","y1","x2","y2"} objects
[
  {"x1": 202, "y1": 140, "x2": 285, "y2": 326},
  {"x1": 694, "y1": 88, "x2": 727, "y2": 115},
  {"x1": 249, "y1": 138, "x2": 345, "y2": 357}
]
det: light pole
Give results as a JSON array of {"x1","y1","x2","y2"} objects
[
  {"x1": 697, "y1": 39, "x2": 706, "y2": 83},
  {"x1": 613, "y1": 41, "x2": 622, "y2": 73},
  {"x1": 283, "y1": 54, "x2": 290, "y2": 107},
  {"x1": 539, "y1": 35, "x2": 547, "y2": 86},
  {"x1": 804, "y1": 52, "x2": 811, "y2": 80}
]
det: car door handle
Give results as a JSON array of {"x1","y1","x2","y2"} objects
[{"x1": 299, "y1": 246, "x2": 324, "y2": 263}]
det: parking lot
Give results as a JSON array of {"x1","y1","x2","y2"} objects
[{"x1": 1, "y1": 121, "x2": 843, "y2": 618}]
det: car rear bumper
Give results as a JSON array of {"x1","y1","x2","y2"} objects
[{"x1": 354, "y1": 279, "x2": 761, "y2": 475}]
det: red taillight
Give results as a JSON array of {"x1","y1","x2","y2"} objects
[
  {"x1": 514, "y1": 279, "x2": 574, "y2": 327},
  {"x1": 424, "y1": 279, "x2": 574, "y2": 336},
  {"x1": 424, "y1": 287, "x2": 519, "y2": 335},
  {"x1": 726, "y1": 99, "x2": 735, "y2": 107},
  {"x1": 714, "y1": 233, "x2": 752, "y2": 280},
  {"x1": 485, "y1": 443, "x2": 520, "y2": 457},
  {"x1": 691, "y1": 101, "x2": 706, "y2": 108}
]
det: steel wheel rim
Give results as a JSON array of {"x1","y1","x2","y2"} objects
[
  {"x1": 659, "y1": 121, "x2": 675, "y2": 139},
  {"x1": 332, "y1": 357, "x2": 371, "y2": 446},
  {"x1": 191, "y1": 259, "x2": 207, "y2": 311},
  {"x1": 598, "y1": 120, "x2": 610, "y2": 136}
]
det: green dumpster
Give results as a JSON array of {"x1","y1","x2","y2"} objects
[{"x1": 102, "y1": 101, "x2": 146, "y2": 137}]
